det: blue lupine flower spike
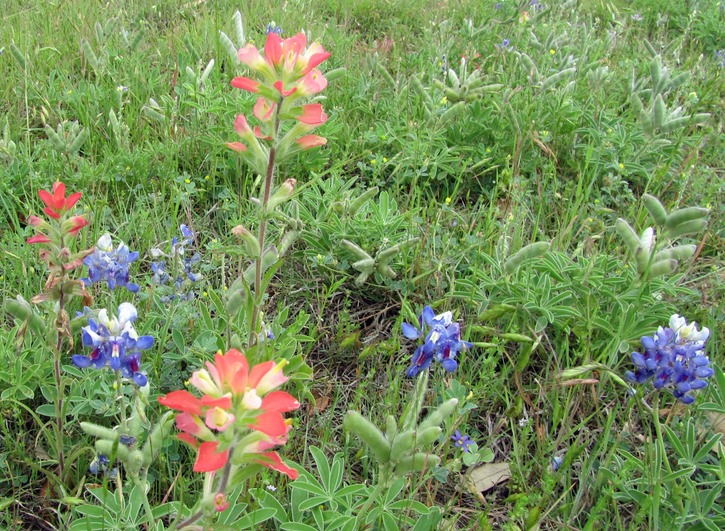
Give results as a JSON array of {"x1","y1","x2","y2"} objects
[
  {"x1": 71, "y1": 302, "x2": 153, "y2": 386},
  {"x1": 402, "y1": 306, "x2": 472, "y2": 377},
  {"x1": 625, "y1": 314, "x2": 712, "y2": 404},
  {"x1": 82, "y1": 233, "x2": 140, "y2": 292}
]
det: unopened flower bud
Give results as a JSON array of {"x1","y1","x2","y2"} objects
[{"x1": 266, "y1": 179, "x2": 297, "y2": 212}]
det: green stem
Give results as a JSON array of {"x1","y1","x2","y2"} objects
[
  {"x1": 356, "y1": 468, "x2": 392, "y2": 527},
  {"x1": 53, "y1": 260, "x2": 68, "y2": 478},
  {"x1": 249, "y1": 98, "x2": 283, "y2": 346},
  {"x1": 133, "y1": 471, "x2": 156, "y2": 529}
]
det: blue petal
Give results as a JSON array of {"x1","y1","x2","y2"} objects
[
  {"x1": 640, "y1": 336, "x2": 656, "y2": 350},
  {"x1": 631, "y1": 352, "x2": 645, "y2": 368},
  {"x1": 421, "y1": 306, "x2": 435, "y2": 326},
  {"x1": 126, "y1": 283, "x2": 140, "y2": 293},
  {"x1": 72, "y1": 355, "x2": 92, "y2": 368},
  {"x1": 678, "y1": 394, "x2": 695, "y2": 405},
  {"x1": 132, "y1": 373, "x2": 148, "y2": 386},
  {"x1": 441, "y1": 358, "x2": 458, "y2": 372},
  {"x1": 402, "y1": 322, "x2": 420, "y2": 340},
  {"x1": 135, "y1": 336, "x2": 155, "y2": 350}
]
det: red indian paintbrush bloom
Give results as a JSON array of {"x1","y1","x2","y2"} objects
[
  {"x1": 38, "y1": 182, "x2": 82, "y2": 219},
  {"x1": 158, "y1": 349, "x2": 300, "y2": 476},
  {"x1": 27, "y1": 182, "x2": 88, "y2": 246}
]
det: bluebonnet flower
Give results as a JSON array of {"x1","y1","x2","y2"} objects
[
  {"x1": 494, "y1": 3, "x2": 502, "y2": 9},
  {"x1": 716, "y1": 50, "x2": 725, "y2": 68},
  {"x1": 266, "y1": 22, "x2": 283, "y2": 35},
  {"x1": 551, "y1": 455, "x2": 564, "y2": 471},
  {"x1": 71, "y1": 302, "x2": 153, "y2": 386},
  {"x1": 625, "y1": 314, "x2": 713, "y2": 404},
  {"x1": 451, "y1": 430, "x2": 474, "y2": 452},
  {"x1": 402, "y1": 306, "x2": 472, "y2": 377},
  {"x1": 82, "y1": 233, "x2": 140, "y2": 292},
  {"x1": 89, "y1": 454, "x2": 117, "y2": 478},
  {"x1": 498, "y1": 38, "x2": 511, "y2": 49},
  {"x1": 150, "y1": 224, "x2": 201, "y2": 302}
]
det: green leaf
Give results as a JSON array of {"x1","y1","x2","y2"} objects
[{"x1": 36, "y1": 404, "x2": 57, "y2": 417}]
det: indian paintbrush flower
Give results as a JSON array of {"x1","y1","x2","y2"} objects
[
  {"x1": 71, "y1": 302, "x2": 153, "y2": 386},
  {"x1": 228, "y1": 31, "x2": 330, "y2": 170},
  {"x1": 402, "y1": 306, "x2": 472, "y2": 377},
  {"x1": 624, "y1": 314, "x2": 713, "y2": 404},
  {"x1": 158, "y1": 349, "x2": 300, "y2": 477}
]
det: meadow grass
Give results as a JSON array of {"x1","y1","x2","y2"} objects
[{"x1": 0, "y1": 0, "x2": 723, "y2": 529}]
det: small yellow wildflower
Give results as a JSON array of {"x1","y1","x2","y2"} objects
[
  {"x1": 440, "y1": 96, "x2": 448, "y2": 105},
  {"x1": 549, "y1": 49, "x2": 556, "y2": 55},
  {"x1": 445, "y1": 197, "x2": 452, "y2": 205},
  {"x1": 204, "y1": 175, "x2": 210, "y2": 180},
  {"x1": 382, "y1": 157, "x2": 388, "y2": 163},
  {"x1": 202, "y1": 291, "x2": 208, "y2": 297},
  {"x1": 184, "y1": 178, "x2": 191, "y2": 184},
  {"x1": 370, "y1": 159, "x2": 377, "y2": 165},
  {"x1": 618, "y1": 163, "x2": 624, "y2": 170}
]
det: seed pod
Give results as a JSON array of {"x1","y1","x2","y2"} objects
[
  {"x1": 385, "y1": 415, "x2": 398, "y2": 441},
  {"x1": 504, "y1": 241, "x2": 550, "y2": 274},
  {"x1": 278, "y1": 230, "x2": 300, "y2": 257},
  {"x1": 376, "y1": 62, "x2": 396, "y2": 89},
  {"x1": 642, "y1": 194, "x2": 668, "y2": 225},
  {"x1": 410, "y1": 75, "x2": 434, "y2": 109},
  {"x1": 5, "y1": 297, "x2": 31, "y2": 321},
  {"x1": 9, "y1": 43, "x2": 27, "y2": 70},
  {"x1": 141, "y1": 411, "x2": 175, "y2": 466},
  {"x1": 344, "y1": 411, "x2": 391, "y2": 463},
  {"x1": 376, "y1": 244, "x2": 401, "y2": 262},
  {"x1": 643, "y1": 40, "x2": 657, "y2": 58},
  {"x1": 81, "y1": 38, "x2": 100, "y2": 73},
  {"x1": 44, "y1": 124, "x2": 66, "y2": 152},
  {"x1": 447, "y1": 68, "x2": 460, "y2": 90},
  {"x1": 615, "y1": 219, "x2": 641, "y2": 253},
  {"x1": 341, "y1": 239, "x2": 372, "y2": 260},
  {"x1": 352, "y1": 258, "x2": 376, "y2": 274},
  {"x1": 233, "y1": 10, "x2": 245, "y2": 46},
  {"x1": 390, "y1": 430, "x2": 416, "y2": 462},
  {"x1": 654, "y1": 245, "x2": 696, "y2": 262},
  {"x1": 518, "y1": 53, "x2": 539, "y2": 79},
  {"x1": 415, "y1": 426, "x2": 442, "y2": 447},
  {"x1": 440, "y1": 101, "x2": 466, "y2": 123},
  {"x1": 500, "y1": 333, "x2": 535, "y2": 343},
  {"x1": 225, "y1": 290, "x2": 244, "y2": 317},
  {"x1": 647, "y1": 259, "x2": 678, "y2": 278},
  {"x1": 395, "y1": 452, "x2": 440, "y2": 474},
  {"x1": 630, "y1": 93, "x2": 644, "y2": 115},
  {"x1": 634, "y1": 246, "x2": 652, "y2": 273},
  {"x1": 418, "y1": 399, "x2": 459, "y2": 431},
  {"x1": 219, "y1": 31, "x2": 239, "y2": 63},
  {"x1": 667, "y1": 218, "x2": 708, "y2": 239},
  {"x1": 68, "y1": 127, "x2": 90, "y2": 154},
  {"x1": 348, "y1": 186, "x2": 379, "y2": 215},
  {"x1": 665, "y1": 207, "x2": 709, "y2": 229},
  {"x1": 95, "y1": 439, "x2": 130, "y2": 461},
  {"x1": 650, "y1": 56, "x2": 662, "y2": 90},
  {"x1": 376, "y1": 263, "x2": 397, "y2": 279},
  {"x1": 81, "y1": 422, "x2": 120, "y2": 442},
  {"x1": 653, "y1": 94, "x2": 666, "y2": 130},
  {"x1": 541, "y1": 68, "x2": 577, "y2": 91}
]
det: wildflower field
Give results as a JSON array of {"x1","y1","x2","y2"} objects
[{"x1": 0, "y1": 0, "x2": 724, "y2": 529}]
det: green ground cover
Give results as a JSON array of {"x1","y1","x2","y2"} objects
[{"x1": 0, "y1": 0, "x2": 723, "y2": 529}]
